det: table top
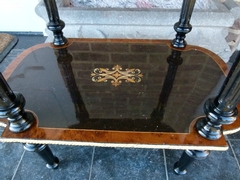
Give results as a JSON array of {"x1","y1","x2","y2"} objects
[{"x1": 1, "y1": 38, "x2": 239, "y2": 150}]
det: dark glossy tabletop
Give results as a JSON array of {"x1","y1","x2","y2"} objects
[{"x1": 3, "y1": 39, "x2": 226, "y2": 134}]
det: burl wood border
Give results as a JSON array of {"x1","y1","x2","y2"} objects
[{"x1": 1, "y1": 38, "x2": 239, "y2": 151}]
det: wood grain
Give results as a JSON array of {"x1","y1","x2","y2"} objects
[{"x1": 1, "y1": 38, "x2": 237, "y2": 151}]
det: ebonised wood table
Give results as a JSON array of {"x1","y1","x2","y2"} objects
[
  {"x1": 0, "y1": 38, "x2": 240, "y2": 174},
  {"x1": 1, "y1": 0, "x2": 240, "y2": 176}
]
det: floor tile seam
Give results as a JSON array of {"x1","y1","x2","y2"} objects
[
  {"x1": 88, "y1": 146, "x2": 95, "y2": 180},
  {"x1": 227, "y1": 138, "x2": 240, "y2": 141},
  {"x1": 8, "y1": 49, "x2": 24, "y2": 55},
  {"x1": 11, "y1": 149, "x2": 26, "y2": 180},
  {"x1": 228, "y1": 141, "x2": 240, "y2": 170},
  {"x1": 163, "y1": 149, "x2": 169, "y2": 180},
  {"x1": 11, "y1": 48, "x2": 25, "y2": 51}
]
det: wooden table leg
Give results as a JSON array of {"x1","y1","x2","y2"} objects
[
  {"x1": 43, "y1": 0, "x2": 68, "y2": 46},
  {"x1": 23, "y1": 143, "x2": 59, "y2": 169},
  {"x1": 196, "y1": 52, "x2": 240, "y2": 140},
  {"x1": 174, "y1": 150, "x2": 210, "y2": 175},
  {"x1": 0, "y1": 72, "x2": 59, "y2": 169}
]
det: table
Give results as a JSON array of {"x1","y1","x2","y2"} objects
[{"x1": 1, "y1": 38, "x2": 240, "y2": 174}]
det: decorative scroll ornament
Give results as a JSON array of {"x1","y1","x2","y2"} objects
[{"x1": 91, "y1": 65, "x2": 143, "y2": 87}]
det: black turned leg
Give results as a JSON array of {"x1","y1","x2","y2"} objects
[
  {"x1": 0, "y1": 72, "x2": 59, "y2": 168},
  {"x1": 24, "y1": 143, "x2": 59, "y2": 169},
  {"x1": 196, "y1": 51, "x2": 240, "y2": 140},
  {"x1": 43, "y1": 0, "x2": 68, "y2": 46},
  {"x1": 171, "y1": 1, "x2": 202, "y2": 175},
  {"x1": 172, "y1": 0, "x2": 196, "y2": 48},
  {"x1": 0, "y1": 73, "x2": 34, "y2": 132},
  {"x1": 174, "y1": 150, "x2": 210, "y2": 175}
]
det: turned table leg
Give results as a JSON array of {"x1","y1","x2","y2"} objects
[
  {"x1": 0, "y1": 72, "x2": 59, "y2": 169},
  {"x1": 23, "y1": 143, "x2": 59, "y2": 169},
  {"x1": 171, "y1": 0, "x2": 201, "y2": 175},
  {"x1": 196, "y1": 51, "x2": 240, "y2": 140},
  {"x1": 174, "y1": 150, "x2": 210, "y2": 175},
  {"x1": 174, "y1": 48, "x2": 240, "y2": 175},
  {"x1": 43, "y1": 0, "x2": 68, "y2": 46}
]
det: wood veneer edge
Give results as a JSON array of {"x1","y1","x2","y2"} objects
[{"x1": 2, "y1": 43, "x2": 51, "y2": 80}]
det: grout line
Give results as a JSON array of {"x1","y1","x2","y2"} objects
[
  {"x1": 228, "y1": 141, "x2": 240, "y2": 170},
  {"x1": 227, "y1": 138, "x2": 240, "y2": 141},
  {"x1": 163, "y1": 149, "x2": 169, "y2": 180},
  {"x1": 225, "y1": 135, "x2": 229, "y2": 142},
  {"x1": 226, "y1": 134, "x2": 240, "y2": 141},
  {"x1": 88, "y1": 146, "x2": 96, "y2": 180},
  {"x1": 11, "y1": 150, "x2": 26, "y2": 180}
]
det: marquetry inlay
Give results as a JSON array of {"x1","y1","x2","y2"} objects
[{"x1": 91, "y1": 65, "x2": 143, "y2": 87}]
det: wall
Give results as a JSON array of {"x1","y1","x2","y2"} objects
[
  {"x1": 36, "y1": 0, "x2": 236, "y2": 62},
  {"x1": 0, "y1": 0, "x2": 45, "y2": 34}
]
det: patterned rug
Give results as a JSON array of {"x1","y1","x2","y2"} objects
[{"x1": 0, "y1": 33, "x2": 18, "y2": 63}]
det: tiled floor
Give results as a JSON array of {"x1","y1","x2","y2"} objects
[{"x1": 0, "y1": 35, "x2": 240, "y2": 180}]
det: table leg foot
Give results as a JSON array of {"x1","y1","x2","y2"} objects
[
  {"x1": 23, "y1": 143, "x2": 59, "y2": 169},
  {"x1": 174, "y1": 150, "x2": 209, "y2": 175}
]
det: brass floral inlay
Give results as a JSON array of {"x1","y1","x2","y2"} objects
[{"x1": 91, "y1": 65, "x2": 143, "y2": 87}]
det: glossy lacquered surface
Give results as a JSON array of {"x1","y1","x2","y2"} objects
[
  {"x1": 2, "y1": 38, "x2": 239, "y2": 149},
  {"x1": 2, "y1": 39, "x2": 227, "y2": 133}
]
